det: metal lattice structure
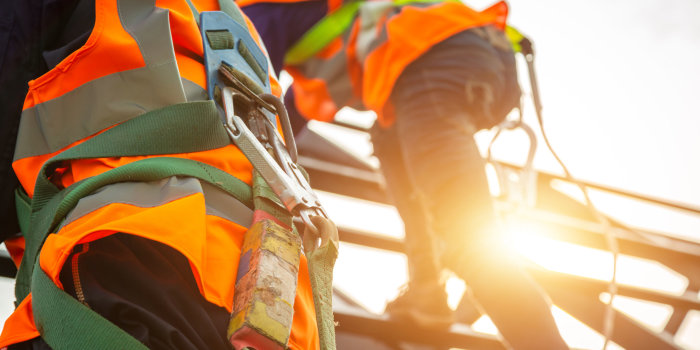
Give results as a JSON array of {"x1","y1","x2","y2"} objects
[
  {"x1": 298, "y1": 122, "x2": 700, "y2": 350},
  {"x1": 1, "y1": 121, "x2": 699, "y2": 349}
]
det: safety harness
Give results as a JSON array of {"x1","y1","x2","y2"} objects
[
  {"x1": 200, "y1": 8, "x2": 339, "y2": 349},
  {"x1": 13, "y1": 2, "x2": 338, "y2": 349}
]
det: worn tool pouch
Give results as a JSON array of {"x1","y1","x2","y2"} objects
[{"x1": 228, "y1": 172, "x2": 300, "y2": 349}]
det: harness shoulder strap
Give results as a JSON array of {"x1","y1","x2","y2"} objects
[
  {"x1": 15, "y1": 188, "x2": 31, "y2": 238},
  {"x1": 32, "y1": 265, "x2": 149, "y2": 350},
  {"x1": 17, "y1": 101, "x2": 253, "y2": 350},
  {"x1": 15, "y1": 100, "x2": 234, "y2": 301}
]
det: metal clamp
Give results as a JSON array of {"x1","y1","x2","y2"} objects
[
  {"x1": 221, "y1": 87, "x2": 329, "y2": 242},
  {"x1": 487, "y1": 119, "x2": 538, "y2": 207}
]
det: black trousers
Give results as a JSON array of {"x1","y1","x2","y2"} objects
[
  {"x1": 373, "y1": 27, "x2": 520, "y2": 283},
  {"x1": 11, "y1": 234, "x2": 232, "y2": 350}
]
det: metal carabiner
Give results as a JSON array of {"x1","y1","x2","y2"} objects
[
  {"x1": 219, "y1": 64, "x2": 298, "y2": 164},
  {"x1": 487, "y1": 119, "x2": 538, "y2": 207},
  {"x1": 221, "y1": 87, "x2": 329, "y2": 241},
  {"x1": 265, "y1": 120, "x2": 328, "y2": 238}
]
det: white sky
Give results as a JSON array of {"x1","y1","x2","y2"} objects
[{"x1": 497, "y1": 0, "x2": 700, "y2": 208}]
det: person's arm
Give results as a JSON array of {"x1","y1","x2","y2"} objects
[
  {"x1": 240, "y1": 1, "x2": 327, "y2": 134},
  {"x1": 239, "y1": 0, "x2": 327, "y2": 76},
  {"x1": 0, "y1": 0, "x2": 93, "y2": 241}
]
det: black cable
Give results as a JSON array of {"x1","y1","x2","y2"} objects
[
  {"x1": 520, "y1": 36, "x2": 619, "y2": 349},
  {"x1": 260, "y1": 93, "x2": 299, "y2": 163}
]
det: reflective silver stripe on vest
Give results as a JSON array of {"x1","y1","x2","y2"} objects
[
  {"x1": 289, "y1": 2, "x2": 442, "y2": 116},
  {"x1": 58, "y1": 177, "x2": 253, "y2": 231},
  {"x1": 290, "y1": 2, "x2": 406, "y2": 113},
  {"x1": 14, "y1": 0, "x2": 190, "y2": 161},
  {"x1": 355, "y1": 2, "x2": 393, "y2": 62},
  {"x1": 293, "y1": 28, "x2": 365, "y2": 112},
  {"x1": 200, "y1": 182, "x2": 252, "y2": 227},
  {"x1": 356, "y1": 2, "x2": 438, "y2": 62},
  {"x1": 182, "y1": 78, "x2": 209, "y2": 102}
]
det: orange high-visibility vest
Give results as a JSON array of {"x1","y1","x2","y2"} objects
[
  {"x1": 0, "y1": 1, "x2": 318, "y2": 349},
  {"x1": 241, "y1": 0, "x2": 509, "y2": 127}
]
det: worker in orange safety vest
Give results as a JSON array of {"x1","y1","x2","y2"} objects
[
  {"x1": 239, "y1": 0, "x2": 570, "y2": 349},
  {"x1": 0, "y1": 0, "x2": 321, "y2": 349}
]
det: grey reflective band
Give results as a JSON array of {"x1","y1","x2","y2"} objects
[
  {"x1": 184, "y1": 0, "x2": 200, "y2": 25},
  {"x1": 15, "y1": 0, "x2": 190, "y2": 161},
  {"x1": 15, "y1": 64, "x2": 188, "y2": 160},
  {"x1": 59, "y1": 177, "x2": 253, "y2": 231},
  {"x1": 119, "y1": 0, "x2": 180, "y2": 69},
  {"x1": 292, "y1": 37, "x2": 359, "y2": 112},
  {"x1": 182, "y1": 78, "x2": 208, "y2": 102},
  {"x1": 59, "y1": 177, "x2": 201, "y2": 230},
  {"x1": 354, "y1": 2, "x2": 393, "y2": 61},
  {"x1": 322, "y1": 53, "x2": 356, "y2": 108},
  {"x1": 201, "y1": 182, "x2": 253, "y2": 228}
]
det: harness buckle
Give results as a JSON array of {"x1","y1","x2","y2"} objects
[
  {"x1": 200, "y1": 9, "x2": 330, "y2": 248},
  {"x1": 221, "y1": 87, "x2": 329, "y2": 245}
]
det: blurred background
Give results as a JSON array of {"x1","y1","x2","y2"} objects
[{"x1": 301, "y1": 0, "x2": 700, "y2": 349}]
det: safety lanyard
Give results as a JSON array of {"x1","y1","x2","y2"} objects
[{"x1": 201, "y1": 7, "x2": 339, "y2": 349}]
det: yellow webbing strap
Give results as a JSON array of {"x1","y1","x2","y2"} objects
[
  {"x1": 304, "y1": 216, "x2": 340, "y2": 350},
  {"x1": 284, "y1": 0, "x2": 363, "y2": 66},
  {"x1": 505, "y1": 25, "x2": 526, "y2": 53}
]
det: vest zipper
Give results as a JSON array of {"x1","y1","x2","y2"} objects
[{"x1": 71, "y1": 243, "x2": 90, "y2": 307}]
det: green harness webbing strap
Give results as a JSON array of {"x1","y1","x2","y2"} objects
[
  {"x1": 28, "y1": 101, "x2": 229, "y2": 211},
  {"x1": 15, "y1": 101, "x2": 232, "y2": 300},
  {"x1": 206, "y1": 30, "x2": 236, "y2": 50},
  {"x1": 27, "y1": 157, "x2": 253, "y2": 350},
  {"x1": 15, "y1": 101, "x2": 255, "y2": 349},
  {"x1": 32, "y1": 254, "x2": 150, "y2": 350},
  {"x1": 15, "y1": 188, "x2": 31, "y2": 238},
  {"x1": 252, "y1": 170, "x2": 294, "y2": 226},
  {"x1": 203, "y1": 0, "x2": 254, "y2": 52},
  {"x1": 304, "y1": 218, "x2": 339, "y2": 350}
]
